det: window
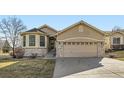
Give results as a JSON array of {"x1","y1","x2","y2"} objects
[
  {"x1": 23, "y1": 36, "x2": 26, "y2": 47},
  {"x1": 94, "y1": 42, "x2": 97, "y2": 45},
  {"x1": 40, "y1": 36, "x2": 45, "y2": 47},
  {"x1": 63, "y1": 42, "x2": 66, "y2": 45},
  {"x1": 77, "y1": 42, "x2": 80, "y2": 45},
  {"x1": 113, "y1": 37, "x2": 120, "y2": 44},
  {"x1": 29, "y1": 35, "x2": 35, "y2": 46},
  {"x1": 85, "y1": 42, "x2": 88, "y2": 45},
  {"x1": 90, "y1": 42, "x2": 93, "y2": 45},
  {"x1": 68, "y1": 42, "x2": 71, "y2": 45},
  {"x1": 81, "y1": 42, "x2": 84, "y2": 45},
  {"x1": 72, "y1": 42, "x2": 75, "y2": 45}
]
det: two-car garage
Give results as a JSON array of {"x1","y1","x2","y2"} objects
[
  {"x1": 56, "y1": 21, "x2": 105, "y2": 58},
  {"x1": 63, "y1": 42, "x2": 98, "y2": 57},
  {"x1": 56, "y1": 37, "x2": 104, "y2": 57}
]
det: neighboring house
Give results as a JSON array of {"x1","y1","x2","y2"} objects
[
  {"x1": 109, "y1": 30, "x2": 124, "y2": 50},
  {"x1": 0, "y1": 40, "x2": 11, "y2": 54},
  {"x1": 21, "y1": 20, "x2": 124, "y2": 58}
]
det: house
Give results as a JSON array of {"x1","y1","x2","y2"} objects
[
  {"x1": 21, "y1": 20, "x2": 124, "y2": 57},
  {"x1": 56, "y1": 21, "x2": 105, "y2": 57},
  {"x1": 21, "y1": 20, "x2": 106, "y2": 57},
  {"x1": 0, "y1": 40, "x2": 11, "y2": 54},
  {"x1": 20, "y1": 25, "x2": 57, "y2": 56}
]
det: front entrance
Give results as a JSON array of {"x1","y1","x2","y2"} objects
[{"x1": 48, "y1": 37, "x2": 56, "y2": 51}]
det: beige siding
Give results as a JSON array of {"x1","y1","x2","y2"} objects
[
  {"x1": 40, "y1": 27, "x2": 57, "y2": 36},
  {"x1": 57, "y1": 24, "x2": 104, "y2": 41},
  {"x1": 104, "y1": 35, "x2": 111, "y2": 50}
]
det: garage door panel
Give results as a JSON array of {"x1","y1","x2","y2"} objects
[{"x1": 63, "y1": 44, "x2": 97, "y2": 57}]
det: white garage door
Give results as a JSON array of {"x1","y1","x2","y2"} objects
[{"x1": 63, "y1": 42, "x2": 98, "y2": 57}]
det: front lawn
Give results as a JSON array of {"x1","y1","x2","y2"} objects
[
  {"x1": 116, "y1": 58, "x2": 124, "y2": 61},
  {"x1": 0, "y1": 58, "x2": 55, "y2": 78},
  {"x1": 107, "y1": 50, "x2": 124, "y2": 61},
  {"x1": 111, "y1": 50, "x2": 124, "y2": 58}
]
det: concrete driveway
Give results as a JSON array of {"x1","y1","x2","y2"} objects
[{"x1": 53, "y1": 57, "x2": 124, "y2": 78}]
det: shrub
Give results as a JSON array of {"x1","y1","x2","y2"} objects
[
  {"x1": 30, "y1": 53, "x2": 38, "y2": 59},
  {"x1": 105, "y1": 49, "x2": 112, "y2": 53},
  {"x1": 108, "y1": 53, "x2": 117, "y2": 58},
  {"x1": 15, "y1": 47, "x2": 25, "y2": 59},
  {"x1": 9, "y1": 47, "x2": 25, "y2": 59},
  {"x1": 9, "y1": 51, "x2": 14, "y2": 56}
]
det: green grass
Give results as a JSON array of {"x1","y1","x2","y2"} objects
[{"x1": 0, "y1": 58, "x2": 55, "y2": 78}]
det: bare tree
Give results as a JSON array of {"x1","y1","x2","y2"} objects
[
  {"x1": 112, "y1": 26, "x2": 121, "y2": 32},
  {"x1": 0, "y1": 16, "x2": 26, "y2": 58}
]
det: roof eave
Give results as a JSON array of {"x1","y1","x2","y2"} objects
[
  {"x1": 39, "y1": 24, "x2": 58, "y2": 32},
  {"x1": 58, "y1": 20, "x2": 105, "y2": 36}
]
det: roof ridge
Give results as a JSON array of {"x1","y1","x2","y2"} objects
[
  {"x1": 38, "y1": 24, "x2": 57, "y2": 32},
  {"x1": 58, "y1": 20, "x2": 105, "y2": 36}
]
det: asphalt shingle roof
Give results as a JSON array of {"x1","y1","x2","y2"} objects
[{"x1": 25, "y1": 28, "x2": 46, "y2": 33}]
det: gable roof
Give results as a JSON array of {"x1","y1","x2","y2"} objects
[
  {"x1": 110, "y1": 31, "x2": 124, "y2": 35},
  {"x1": 57, "y1": 20, "x2": 105, "y2": 36},
  {"x1": 20, "y1": 28, "x2": 46, "y2": 35},
  {"x1": 104, "y1": 29, "x2": 124, "y2": 36},
  {"x1": 104, "y1": 29, "x2": 124, "y2": 35},
  {"x1": 25, "y1": 28, "x2": 45, "y2": 33},
  {"x1": 26, "y1": 28, "x2": 39, "y2": 32},
  {"x1": 39, "y1": 24, "x2": 57, "y2": 32}
]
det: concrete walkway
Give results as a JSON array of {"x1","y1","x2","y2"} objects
[
  {"x1": 43, "y1": 49, "x2": 56, "y2": 59},
  {"x1": 53, "y1": 57, "x2": 124, "y2": 78}
]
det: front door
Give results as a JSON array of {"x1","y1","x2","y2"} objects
[{"x1": 49, "y1": 37, "x2": 56, "y2": 51}]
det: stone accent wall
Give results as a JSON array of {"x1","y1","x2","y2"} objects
[{"x1": 24, "y1": 48, "x2": 47, "y2": 57}]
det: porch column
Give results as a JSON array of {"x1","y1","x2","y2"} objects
[
  {"x1": 45, "y1": 36, "x2": 47, "y2": 48},
  {"x1": 36, "y1": 35, "x2": 39, "y2": 47},
  {"x1": 26, "y1": 35, "x2": 29, "y2": 47}
]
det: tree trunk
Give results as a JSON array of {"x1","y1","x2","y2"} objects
[{"x1": 12, "y1": 45, "x2": 16, "y2": 58}]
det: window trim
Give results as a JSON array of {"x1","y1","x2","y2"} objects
[
  {"x1": 23, "y1": 36, "x2": 26, "y2": 47},
  {"x1": 40, "y1": 35, "x2": 45, "y2": 47},
  {"x1": 29, "y1": 35, "x2": 36, "y2": 46},
  {"x1": 113, "y1": 37, "x2": 120, "y2": 45}
]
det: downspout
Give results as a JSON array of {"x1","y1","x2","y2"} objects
[
  {"x1": 97, "y1": 42, "x2": 98, "y2": 58},
  {"x1": 63, "y1": 42, "x2": 64, "y2": 57}
]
